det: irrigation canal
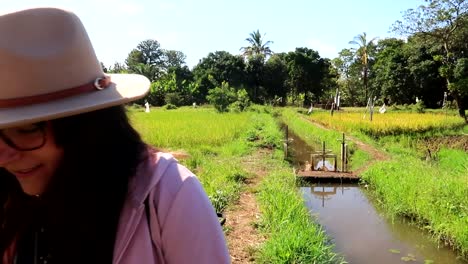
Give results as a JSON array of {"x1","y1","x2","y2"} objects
[{"x1": 286, "y1": 129, "x2": 466, "y2": 264}]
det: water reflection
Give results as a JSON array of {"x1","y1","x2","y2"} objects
[{"x1": 301, "y1": 184, "x2": 467, "y2": 264}]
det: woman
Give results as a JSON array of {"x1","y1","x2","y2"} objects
[{"x1": 0, "y1": 7, "x2": 230, "y2": 264}]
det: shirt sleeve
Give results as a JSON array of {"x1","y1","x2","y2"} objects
[{"x1": 158, "y1": 163, "x2": 231, "y2": 264}]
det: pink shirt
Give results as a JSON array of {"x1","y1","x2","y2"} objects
[{"x1": 113, "y1": 151, "x2": 231, "y2": 263}]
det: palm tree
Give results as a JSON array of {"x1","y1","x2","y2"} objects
[
  {"x1": 240, "y1": 29, "x2": 273, "y2": 61},
  {"x1": 349, "y1": 32, "x2": 377, "y2": 102}
]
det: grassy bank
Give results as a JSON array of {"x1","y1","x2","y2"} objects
[
  {"x1": 256, "y1": 156, "x2": 344, "y2": 263},
  {"x1": 302, "y1": 107, "x2": 468, "y2": 259},
  {"x1": 361, "y1": 148, "x2": 468, "y2": 258},
  {"x1": 129, "y1": 106, "x2": 342, "y2": 263}
]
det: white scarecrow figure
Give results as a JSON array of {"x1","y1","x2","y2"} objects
[
  {"x1": 145, "y1": 101, "x2": 150, "y2": 113},
  {"x1": 379, "y1": 103, "x2": 387, "y2": 114}
]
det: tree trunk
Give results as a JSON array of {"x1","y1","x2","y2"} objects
[{"x1": 455, "y1": 94, "x2": 467, "y2": 123}]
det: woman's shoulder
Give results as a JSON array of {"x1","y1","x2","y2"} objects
[{"x1": 127, "y1": 150, "x2": 197, "y2": 206}]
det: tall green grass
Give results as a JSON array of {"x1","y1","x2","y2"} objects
[
  {"x1": 130, "y1": 106, "x2": 342, "y2": 262},
  {"x1": 129, "y1": 107, "x2": 254, "y2": 212},
  {"x1": 361, "y1": 154, "x2": 468, "y2": 258},
  {"x1": 129, "y1": 107, "x2": 251, "y2": 149},
  {"x1": 286, "y1": 107, "x2": 468, "y2": 258},
  {"x1": 256, "y1": 164, "x2": 344, "y2": 263}
]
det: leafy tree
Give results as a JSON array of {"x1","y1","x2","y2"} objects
[
  {"x1": 163, "y1": 50, "x2": 187, "y2": 69},
  {"x1": 245, "y1": 56, "x2": 265, "y2": 103},
  {"x1": 393, "y1": 0, "x2": 468, "y2": 120},
  {"x1": 229, "y1": 89, "x2": 251, "y2": 112},
  {"x1": 125, "y1": 39, "x2": 165, "y2": 81},
  {"x1": 125, "y1": 49, "x2": 144, "y2": 71},
  {"x1": 192, "y1": 51, "x2": 246, "y2": 103},
  {"x1": 263, "y1": 53, "x2": 289, "y2": 105},
  {"x1": 404, "y1": 34, "x2": 446, "y2": 107},
  {"x1": 136, "y1": 39, "x2": 165, "y2": 65},
  {"x1": 206, "y1": 81, "x2": 237, "y2": 112},
  {"x1": 371, "y1": 38, "x2": 413, "y2": 105},
  {"x1": 108, "y1": 62, "x2": 127, "y2": 73},
  {"x1": 240, "y1": 29, "x2": 273, "y2": 61},
  {"x1": 349, "y1": 32, "x2": 378, "y2": 103},
  {"x1": 332, "y1": 49, "x2": 361, "y2": 106},
  {"x1": 285, "y1": 47, "x2": 331, "y2": 106},
  {"x1": 148, "y1": 66, "x2": 194, "y2": 106},
  {"x1": 239, "y1": 30, "x2": 274, "y2": 102}
]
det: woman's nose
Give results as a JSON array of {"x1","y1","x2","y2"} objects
[{"x1": 0, "y1": 139, "x2": 21, "y2": 166}]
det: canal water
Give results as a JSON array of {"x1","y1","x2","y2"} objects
[{"x1": 286, "y1": 128, "x2": 467, "y2": 264}]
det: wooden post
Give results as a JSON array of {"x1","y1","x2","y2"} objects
[
  {"x1": 334, "y1": 156, "x2": 337, "y2": 172},
  {"x1": 322, "y1": 141, "x2": 325, "y2": 171},
  {"x1": 283, "y1": 125, "x2": 288, "y2": 158},
  {"x1": 344, "y1": 144, "x2": 348, "y2": 172},
  {"x1": 341, "y1": 133, "x2": 345, "y2": 172},
  {"x1": 310, "y1": 154, "x2": 314, "y2": 171}
]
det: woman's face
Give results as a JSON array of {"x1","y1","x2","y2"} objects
[{"x1": 0, "y1": 122, "x2": 64, "y2": 195}]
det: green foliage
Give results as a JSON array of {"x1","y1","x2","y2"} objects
[
  {"x1": 412, "y1": 100, "x2": 426, "y2": 113},
  {"x1": 285, "y1": 47, "x2": 334, "y2": 105},
  {"x1": 162, "y1": 103, "x2": 178, "y2": 110},
  {"x1": 130, "y1": 107, "x2": 347, "y2": 262},
  {"x1": 164, "y1": 92, "x2": 182, "y2": 106},
  {"x1": 229, "y1": 89, "x2": 251, "y2": 112},
  {"x1": 244, "y1": 114, "x2": 283, "y2": 149},
  {"x1": 206, "y1": 81, "x2": 237, "y2": 112},
  {"x1": 192, "y1": 51, "x2": 246, "y2": 102},
  {"x1": 256, "y1": 169, "x2": 343, "y2": 263},
  {"x1": 361, "y1": 153, "x2": 468, "y2": 258},
  {"x1": 240, "y1": 29, "x2": 273, "y2": 60}
]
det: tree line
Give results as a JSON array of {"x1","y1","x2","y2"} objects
[{"x1": 103, "y1": 0, "x2": 468, "y2": 121}]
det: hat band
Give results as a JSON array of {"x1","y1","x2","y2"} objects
[{"x1": 0, "y1": 76, "x2": 111, "y2": 108}]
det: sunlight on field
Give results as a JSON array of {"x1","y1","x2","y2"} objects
[
  {"x1": 128, "y1": 107, "x2": 252, "y2": 149},
  {"x1": 309, "y1": 110, "x2": 465, "y2": 137}
]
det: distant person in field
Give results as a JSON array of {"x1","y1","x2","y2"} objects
[{"x1": 0, "y1": 7, "x2": 230, "y2": 264}]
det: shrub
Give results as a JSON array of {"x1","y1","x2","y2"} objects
[
  {"x1": 206, "y1": 81, "x2": 237, "y2": 113},
  {"x1": 163, "y1": 103, "x2": 178, "y2": 110}
]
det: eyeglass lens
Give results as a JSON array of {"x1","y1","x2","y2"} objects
[{"x1": 0, "y1": 123, "x2": 46, "y2": 151}]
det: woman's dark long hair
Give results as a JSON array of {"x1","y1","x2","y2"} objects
[{"x1": 0, "y1": 105, "x2": 148, "y2": 263}]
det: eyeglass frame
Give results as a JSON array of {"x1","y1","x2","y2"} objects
[{"x1": 0, "y1": 122, "x2": 47, "y2": 151}]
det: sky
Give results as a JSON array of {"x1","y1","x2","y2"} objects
[{"x1": 3, "y1": 0, "x2": 424, "y2": 69}]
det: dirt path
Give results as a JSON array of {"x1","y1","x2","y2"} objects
[{"x1": 225, "y1": 151, "x2": 269, "y2": 263}]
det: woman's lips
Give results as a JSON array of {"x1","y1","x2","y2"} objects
[{"x1": 13, "y1": 164, "x2": 42, "y2": 177}]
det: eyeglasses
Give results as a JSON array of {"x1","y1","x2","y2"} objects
[{"x1": 0, "y1": 122, "x2": 46, "y2": 151}]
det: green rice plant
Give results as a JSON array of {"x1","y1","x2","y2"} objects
[
  {"x1": 130, "y1": 106, "x2": 343, "y2": 262},
  {"x1": 437, "y1": 149, "x2": 468, "y2": 176},
  {"x1": 129, "y1": 107, "x2": 252, "y2": 149},
  {"x1": 361, "y1": 154, "x2": 468, "y2": 258},
  {"x1": 256, "y1": 166, "x2": 344, "y2": 263}
]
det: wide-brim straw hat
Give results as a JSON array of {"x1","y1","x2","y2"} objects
[{"x1": 0, "y1": 8, "x2": 150, "y2": 129}]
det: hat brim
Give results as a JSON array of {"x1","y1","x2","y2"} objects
[{"x1": 0, "y1": 73, "x2": 150, "y2": 129}]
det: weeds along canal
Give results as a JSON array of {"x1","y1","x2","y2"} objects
[{"x1": 286, "y1": 128, "x2": 467, "y2": 264}]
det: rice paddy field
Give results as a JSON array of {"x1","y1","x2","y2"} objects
[
  {"x1": 306, "y1": 110, "x2": 466, "y2": 137},
  {"x1": 127, "y1": 105, "x2": 467, "y2": 262},
  {"x1": 303, "y1": 107, "x2": 468, "y2": 259},
  {"x1": 128, "y1": 106, "x2": 343, "y2": 263}
]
